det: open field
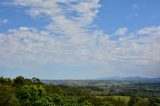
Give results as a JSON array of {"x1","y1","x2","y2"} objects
[{"x1": 112, "y1": 96, "x2": 130, "y2": 103}]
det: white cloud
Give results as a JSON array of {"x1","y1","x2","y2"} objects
[
  {"x1": 115, "y1": 27, "x2": 128, "y2": 35},
  {"x1": 0, "y1": 25, "x2": 160, "y2": 67},
  {"x1": 137, "y1": 26, "x2": 160, "y2": 35},
  {"x1": 0, "y1": 0, "x2": 160, "y2": 69}
]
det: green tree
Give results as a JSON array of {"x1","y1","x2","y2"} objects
[
  {"x1": 13, "y1": 76, "x2": 25, "y2": 87},
  {"x1": 102, "y1": 101, "x2": 113, "y2": 106},
  {"x1": 0, "y1": 85, "x2": 20, "y2": 106},
  {"x1": 18, "y1": 85, "x2": 46, "y2": 106},
  {"x1": 149, "y1": 96, "x2": 160, "y2": 106},
  {"x1": 134, "y1": 98, "x2": 149, "y2": 106},
  {"x1": 32, "y1": 77, "x2": 42, "y2": 85},
  {"x1": 82, "y1": 100, "x2": 92, "y2": 106},
  {"x1": 52, "y1": 93, "x2": 64, "y2": 106},
  {"x1": 128, "y1": 95, "x2": 139, "y2": 106},
  {"x1": 0, "y1": 77, "x2": 12, "y2": 86}
]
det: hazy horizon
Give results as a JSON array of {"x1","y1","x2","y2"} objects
[{"x1": 0, "y1": 0, "x2": 160, "y2": 79}]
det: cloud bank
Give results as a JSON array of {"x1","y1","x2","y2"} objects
[{"x1": 0, "y1": 0, "x2": 160, "y2": 71}]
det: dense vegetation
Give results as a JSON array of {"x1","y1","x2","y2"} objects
[{"x1": 0, "y1": 76, "x2": 160, "y2": 106}]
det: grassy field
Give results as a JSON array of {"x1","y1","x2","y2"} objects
[{"x1": 112, "y1": 96, "x2": 130, "y2": 103}]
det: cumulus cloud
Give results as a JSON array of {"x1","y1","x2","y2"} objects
[
  {"x1": 0, "y1": 0, "x2": 160, "y2": 69},
  {"x1": 115, "y1": 27, "x2": 128, "y2": 35}
]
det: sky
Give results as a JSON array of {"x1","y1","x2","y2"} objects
[{"x1": 0, "y1": 0, "x2": 160, "y2": 79}]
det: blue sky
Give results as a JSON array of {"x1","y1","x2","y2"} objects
[
  {"x1": 97, "y1": 0, "x2": 160, "y2": 33},
  {"x1": 0, "y1": 0, "x2": 160, "y2": 79}
]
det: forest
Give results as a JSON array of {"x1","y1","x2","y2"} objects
[{"x1": 0, "y1": 76, "x2": 160, "y2": 106}]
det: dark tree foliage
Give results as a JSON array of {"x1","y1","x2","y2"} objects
[
  {"x1": 32, "y1": 77, "x2": 42, "y2": 85},
  {"x1": 128, "y1": 95, "x2": 139, "y2": 106},
  {"x1": 149, "y1": 96, "x2": 160, "y2": 106},
  {"x1": 0, "y1": 85, "x2": 20, "y2": 106},
  {"x1": 0, "y1": 77, "x2": 12, "y2": 86},
  {"x1": 13, "y1": 76, "x2": 26, "y2": 87}
]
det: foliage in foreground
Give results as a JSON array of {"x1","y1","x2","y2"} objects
[{"x1": 0, "y1": 76, "x2": 160, "y2": 106}]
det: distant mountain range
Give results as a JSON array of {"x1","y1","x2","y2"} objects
[{"x1": 97, "y1": 76, "x2": 160, "y2": 82}]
